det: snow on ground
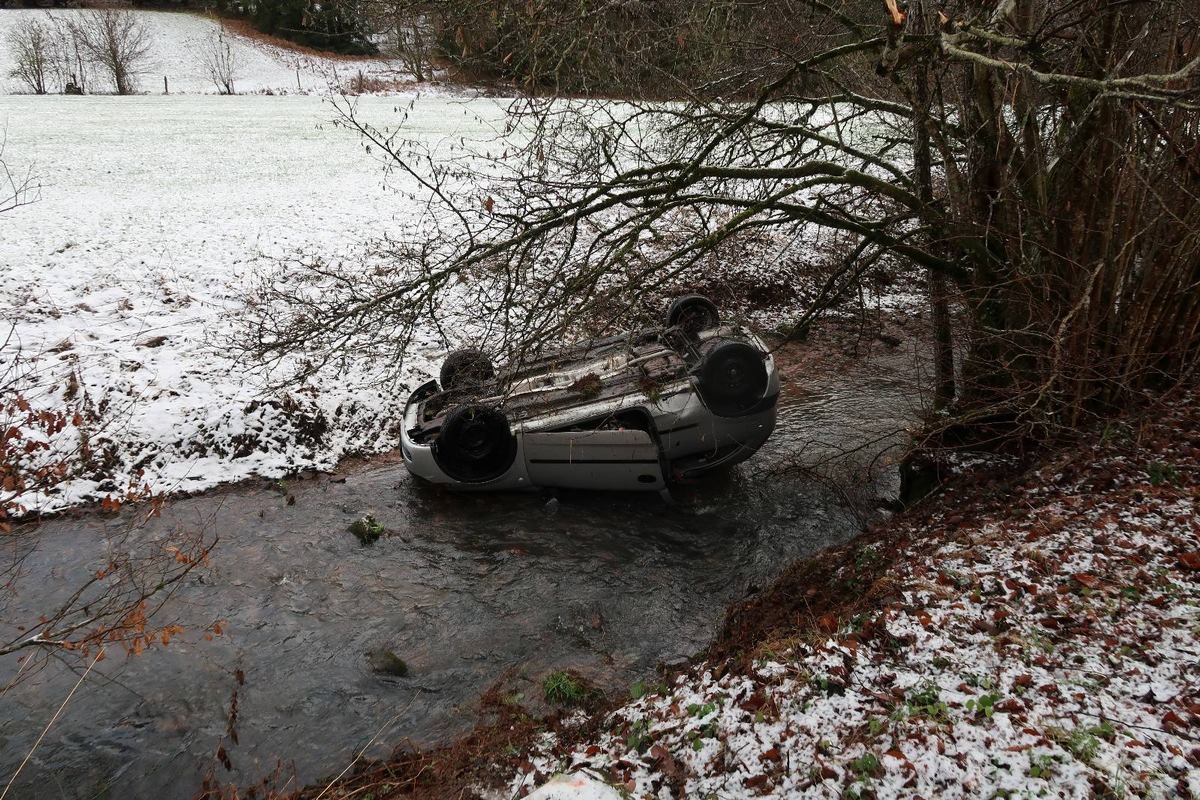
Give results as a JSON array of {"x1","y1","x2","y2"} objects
[
  {"x1": 500, "y1": 392, "x2": 1200, "y2": 799},
  {"x1": 4, "y1": 11, "x2": 1195, "y2": 800},
  {"x1": 0, "y1": 9, "x2": 513, "y2": 514},
  {"x1": 0, "y1": 9, "x2": 431, "y2": 96},
  {"x1": 0, "y1": 93, "x2": 508, "y2": 513}
]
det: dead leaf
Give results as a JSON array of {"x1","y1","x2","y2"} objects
[
  {"x1": 739, "y1": 693, "x2": 766, "y2": 713},
  {"x1": 760, "y1": 747, "x2": 781, "y2": 763},
  {"x1": 1162, "y1": 710, "x2": 1188, "y2": 730},
  {"x1": 744, "y1": 774, "x2": 769, "y2": 789},
  {"x1": 649, "y1": 745, "x2": 683, "y2": 779}
]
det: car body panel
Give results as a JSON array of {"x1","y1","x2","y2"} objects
[{"x1": 524, "y1": 430, "x2": 666, "y2": 490}]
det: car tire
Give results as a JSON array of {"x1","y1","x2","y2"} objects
[
  {"x1": 432, "y1": 405, "x2": 518, "y2": 483},
  {"x1": 440, "y1": 349, "x2": 494, "y2": 391},
  {"x1": 667, "y1": 295, "x2": 720, "y2": 335},
  {"x1": 695, "y1": 340, "x2": 769, "y2": 415}
]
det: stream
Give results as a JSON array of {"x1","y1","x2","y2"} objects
[{"x1": 0, "y1": 339, "x2": 925, "y2": 799}]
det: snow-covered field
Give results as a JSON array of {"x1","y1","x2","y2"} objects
[
  {"x1": 0, "y1": 10, "x2": 499, "y2": 514},
  {"x1": 0, "y1": 9, "x2": 421, "y2": 96},
  {"x1": 0, "y1": 91, "x2": 509, "y2": 512}
]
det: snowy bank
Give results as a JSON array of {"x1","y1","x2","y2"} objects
[
  {"x1": 0, "y1": 94, "x2": 510, "y2": 514},
  {"x1": 489, "y1": 390, "x2": 1200, "y2": 799}
]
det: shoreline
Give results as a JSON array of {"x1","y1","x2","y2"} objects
[{"x1": 291, "y1": 383, "x2": 1199, "y2": 800}]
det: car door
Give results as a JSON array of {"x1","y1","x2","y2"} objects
[{"x1": 523, "y1": 429, "x2": 665, "y2": 490}]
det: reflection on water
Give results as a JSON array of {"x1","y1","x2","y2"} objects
[{"x1": 0, "y1": 346, "x2": 923, "y2": 799}]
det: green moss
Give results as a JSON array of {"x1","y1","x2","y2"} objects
[
  {"x1": 348, "y1": 515, "x2": 384, "y2": 545},
  {"x1": 367, "y1": 651, "x2": 409, "y2": 677}
]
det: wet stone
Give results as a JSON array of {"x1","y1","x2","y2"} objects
[{"x1": 367, "y1": 651, "x2": 410, "y2": 677}]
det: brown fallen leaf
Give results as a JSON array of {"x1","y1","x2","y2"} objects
[
  {"x1": 760, "y1": 747, "x2": 782, "y2": 763},
  {"x1": 650, "y1": 745, "x2": 684, "y2": 780},
  {"x1": 1162, "y1": 710, "x2": 1188, "y2": 730},
  {"x1": 739, "y1": 693, "x2": 767, "y2": 713},
  {"x1": 744, "y1": 774, "x2": 770, "y2": 789}
]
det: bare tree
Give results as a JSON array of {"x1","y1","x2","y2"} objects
[
  {"x1": 1, "y1": 134, "x2": 39, "y2": 214},
  {"x1": 200, "y1": 24, "x2": 240, "y2": 95},
  {"x1": 386, "y1": 1, "x2": 435, "y2": 82},
  {"x1": 242, "y1": 0, "x2": 1200, "y2": 450},
  {"x1": 372, "y1": 0, "x2": 483, "y2": 83},
  {"x1": 77, "y1": 9, "x2": 154, "y2": 95},
  {"x1": 5, "y1": 17, "x2": 53, "y2": 95},
  {"x1": 43, "y1": 12, "x2": 94, "y2": 95},
  {"x1": 7, "y1": 12, "x2": 92, "y2": 95}
]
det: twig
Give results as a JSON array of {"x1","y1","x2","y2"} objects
[
  {"x1": 312, "y1": 693, "x2": 421, "y2": 800},
  {"x1": 0, "y1": 654, "x2": 31, "y2": 703},
  {"x1": 1, "y1": 648, "x2": 104, "y2": 800},
  {"x1": 1074, "y1": 709, "x2": 1200, "y2": 745}
]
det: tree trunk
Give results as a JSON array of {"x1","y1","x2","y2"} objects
[{"x1": 909, "y1": 0, "x2": 955, "y2": 409}]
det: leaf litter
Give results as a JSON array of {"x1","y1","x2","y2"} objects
[{"x1": 493, "y1": 389, "x2": 1200, "y2": 799}]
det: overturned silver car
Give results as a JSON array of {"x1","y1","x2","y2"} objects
[{"x1": 400, "y1": 296, "x2": 779, "y2": 491}]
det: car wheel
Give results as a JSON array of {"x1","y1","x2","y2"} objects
[
  {"x1": 667, "y1": 295, "x2": 720, "y2": 335},
  {"x1": 432, "y1": 405, "x2": 518, "y2": 483},
  {"x1": 440, "y1": 349, "x2": 495, "y2": 391},
  {"x1": 696, "y1": 340, "x2": 769, "y2": 415}
]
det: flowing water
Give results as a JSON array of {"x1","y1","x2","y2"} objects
[{"x1": 0, "y1": 341, "x2": 925, "y2": 799}]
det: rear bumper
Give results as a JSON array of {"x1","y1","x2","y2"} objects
[{"x1": 663, "y1": 402, "x2": 777, "y2": 480}]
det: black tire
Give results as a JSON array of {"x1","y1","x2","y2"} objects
[
  {"x1": 667, "y1": 295, "x2": 720, "y2": 335},
  {"x1": 695, "y1": 340, "x2": 769, "y2": 415},
  {"x1": 440, "y1": 349, "x2": 494, "y2": 391},
  {"x1": 432, "y1": 405, "x2": 518, "y2": 483}
]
